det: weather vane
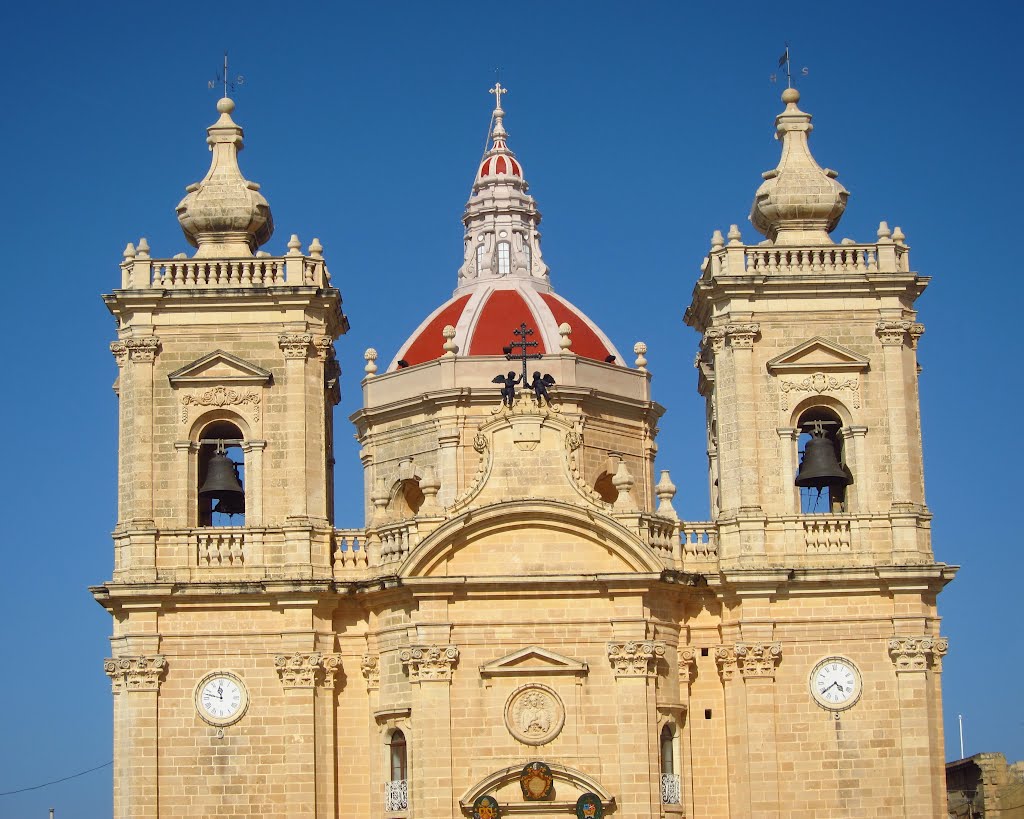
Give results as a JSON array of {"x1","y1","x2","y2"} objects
[
  {"x1": 770, "y1": 44, "x2": 808, "y2": 86},
  {"x1": 208, "y1": 52, "x2": 245, "y2": 98}
]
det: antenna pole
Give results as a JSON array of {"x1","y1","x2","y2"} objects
[
  {"x1": 222, "y1": 52, "x2": 229, "y2": 98},
  {"x1": 959, "y1": 714, "x2": 965, "y2": 759},
  {"x1": 785, "y1": 44, "x2": 792, "y2": 88}
]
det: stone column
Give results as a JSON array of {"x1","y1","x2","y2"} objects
[
  {"x1": 678, "y1": 647, "x2": 697, "y2": 818},
  {"x1": 776, "y1": 428, "x2": 800, "y2": 513},
  {"x1": 275, "y1": 651, "x2": 342, "y2": 819},
  {"x1": 607, "y1": 641, "x2": 665, "y2": 818},
  {"x1": 278, "y1": 334, "x2": 313, "y2": 521},
  {"x1": 840, "y1": 425, "x2": 869, "y2": 511},
  {"x1": 889, "y1": 637, "x2": 943, "y2": 818},
  {"x1": 401, "y1": 645, "x2": 459, "y2": 817},
  {"x1": 876, "y1": 321, "x2": 915, "y2": 506},
  {"x1": 736, "y1": 643, "x2": 783, "y2": 819},
  {"x1": 241, "y1": 440, "x2": 266, "y2": 526},
  {"x1": 715, "y1": 646, "x2": 750, "y2": 819},
  {"x1": 124, "y1": 337, "x2": 160, "y2": 527},
  {"x1": 359, "y1": 654, "x2": 382, "y2": 819},
  {"x1": 104, "y1": 655, "x2": 166, "y2": 819}
]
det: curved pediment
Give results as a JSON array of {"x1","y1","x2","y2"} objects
[
  {"x1": 459, "y1": 762, "x2": 615, "y2": 815},
  {"x1": 399, "y1": 499, "x2": 663, "y2": 578}
]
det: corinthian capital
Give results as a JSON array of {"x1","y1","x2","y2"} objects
[
  {"x1": 888, "y1": 636, "x2": 946, "y2": 673},
  {"x1": 125, "y1": 336, "x2": 160, "y2": 363},
  {"x1": 361, "y1": 653, "x2": 380, "y2": 690},
  {"x1": 278, "y1": 333, "x2": 313, "y2": 359},
  {"x1": 724, "y1": 323, "x2": 761, "y2": 349},
  {"x1": 400, "y1": 644, "x2": 459, "y2": 682},
  {"x1": 109, "y1": 341, "x2": 128, "y2": 367},
  {"x1": 274, "y1": 651, "x2": 343, "y2": 688},
  {"x1": 607, "y1": 640, "x2": 666, "y2": 677},
  {"x1": 875, "y1": 320, "x2": 912, "y2": 346},
  {"x1": 104, "y1": 655, "x2": 166, "y2": 692},
  {"x1": 678, "y1": 646, "x2": 698, "y2": 684},
  {"x1": 735, "y1": 642, "x2": 782, "y2": 679}
]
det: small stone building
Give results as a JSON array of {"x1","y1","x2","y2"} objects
[
  {"x1": 947, "y1": 753, "x2": 1024, "y2": 818},
  {"x1": 94, "y1": 84, "x2": 955, "y2": 818}
]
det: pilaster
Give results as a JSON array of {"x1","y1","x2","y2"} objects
[
  {"x1": 279, "y1": 333, "x2": 313, "y2": 521},
  {"x1": 104, "y1": 655, "x2": 166, "y2": 819}
]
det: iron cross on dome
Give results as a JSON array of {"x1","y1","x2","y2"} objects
[{"x1": 506, "y1": 323, "x2": 542, "y2": 383}]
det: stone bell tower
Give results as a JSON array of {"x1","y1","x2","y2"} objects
[
  {"x1": 684, "y1": 87, "x2": 954, "y2": 817},
  {"x1": 96, "y1": 96, "x2": 347, "y2": 818}
]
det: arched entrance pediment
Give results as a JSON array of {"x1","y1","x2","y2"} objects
[
  {"x1": 459, "y1": 762, "x2": 615, "y2": 815},
  {"x1": 398, "y1": 499, "x2": 664, "y2": 578}
]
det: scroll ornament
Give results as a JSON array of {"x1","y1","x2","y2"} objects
[{"x1": 181, "y1": 385, "x2": 261, "y2": 423}]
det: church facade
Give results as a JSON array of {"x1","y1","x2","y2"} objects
[{"x1": 93, "y1": 84, "x2": 954, "y2": 818}]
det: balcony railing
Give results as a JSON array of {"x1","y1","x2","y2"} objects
[
  {"x1": 661, "y1": 773, "x2": 681, "y2": 804},
  {"x1": 119, "y1": 251, "x2": 331, "y2": 290},
  {"x1": 385, "y1": 779, "x2": 408, "y2": 811}
]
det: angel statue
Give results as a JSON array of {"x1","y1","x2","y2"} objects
[
  {"x1": 493, "y1": 371, "x2": 522, "y2": 407},
  {"x1": 530, "y1": 371, "x2": 556, "y2": 405}
]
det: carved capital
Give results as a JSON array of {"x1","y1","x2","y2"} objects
[
  {"x1": 278, "y1": 333, "x2": 313, "y2": 359},
  {"x1": 400, "y1": 644, "x2": 459, "y2": 682},
  {"x1": 908, "y1": 323, "x2": 925, "y2": 349},
  {"x1": 714, "y1": 646, "x2": 738, "y2": 682},
  {"x1": 275, "y1": 651, "x2": 343, "y2": 688},
  {"x1": 125, "y1": 336, "x2": 160, "y2": 363},
  {"x1": 735, "y1": 642, "x2": 782, "y2": 679},
  {"x1": 702, "y1": 327, "x2": 726, "y2": 355},
  {"x1": 104, "y1": 655, "x2": 166, "y2": 692},
  {"x1": 888, "y1": 636, "x2": 945, "y2": 673},
  {"x1": 313, "y1": 335, "x2": 335, "y2": 362},
  {"x1": 876, "y1": 320, "x2": 912, "y2": 346},
  {"x1": 109, "y1": 341, "x2": 128, "y2": 368},
  {"x1": 607, "y1": 640, "x2": 666, "y2": 677},
  {"x1": 678, "y1": 646, "x2": 698, "y2": 684},
  {"x1": 361, "y1": 653, "x2": 380, "y2": 690},
  {"x1": 725, "y1": 323, "x2": 761, "y2": 349}
]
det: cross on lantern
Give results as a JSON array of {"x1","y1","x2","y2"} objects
[
  {"x1": 505, "y1": 323, "x2": 543, "y2": 385},
  {"x1": 489, "y1": 81, "x2": 508, "y2": 110}
]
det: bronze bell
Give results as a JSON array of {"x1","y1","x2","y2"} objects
[
  {"x1": 199, "y1": 450, "x2": 245, "y2": 515},
  {"x1": 795, "y1": 434, "x2": 850, "y2": 489}
]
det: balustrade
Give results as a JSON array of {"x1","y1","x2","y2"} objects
[{"x1": 196, "y1": 529, "x2": 245, "y2": 566}]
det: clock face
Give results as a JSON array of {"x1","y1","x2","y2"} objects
[
  {"x1": 810, "y1": 657, "x2": 862, "y2": 711},
  {"x1": 195, "y1": 672, "x2": 248, "y2": 726}
]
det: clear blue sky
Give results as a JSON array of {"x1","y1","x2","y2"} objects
[{"x1": 0, "y1": 1, "x2": 1020, "y2": 814}]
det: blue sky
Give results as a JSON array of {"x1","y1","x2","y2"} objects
[{"x1": 0, "y1": 0, "x2": 1020, "y2": 814}]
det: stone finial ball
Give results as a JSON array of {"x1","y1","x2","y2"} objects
[
  {"x1": 217, "y1": 97, "x2": 236, "y2": 115},
  {"x1": 781, "y1": 88, "x2": 800, "y2": 105},
  {"x1": 364, "y1": 348, "x2": 378, "y2": 361},
  {"x1": 558, "y1": 322, "x2": 572, "y2": 334},
  {"x1": 443, "y1": 324, "x2": 457, "y2": 340},
  {"x1": 633, "y1": 342, "x2": 647, "y2": 355}
]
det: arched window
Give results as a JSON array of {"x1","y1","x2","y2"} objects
[
  {"x1": 385, "y1": 729, "x2": 409, "y2": 811},
  {"x1": 197, "y1": 420, "x2": 245, "y2": 527},
  {"x1": 497, "y1": 242, "x2": 511, "y2": 275},
  {"x1": 660, "y1": 724, "x2": 680, "y2": 804},
  {"x1": 795, "y1": 407, "x2": 850, "y2": 514},
  {"x1": 476, "y1": 244, "x2": 486, "y2": 276}
]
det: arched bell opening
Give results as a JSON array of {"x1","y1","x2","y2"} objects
[
  {"x1": 593, "y1": 472, "x2": 618, "y2": 504},
  {"x1": 794, "y1": 406, "x2": 851, "y2": 514},
  {"x1": 390, "y1": 478, "x2": 425, "y2": 518},
  {"x1": 197, "y1": 419, "x2": 246, "y2": 527}
]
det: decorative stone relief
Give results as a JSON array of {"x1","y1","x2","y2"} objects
[
  {"x1": 714, "y1": 646, "x2": 738, "y2": 682},
  {"x1": 109, "y1": 341, "x2": 128, "y2": 367},
  {"x1": 735, "y1": 642, "x2": 783, "y2": 679},
  {"x1": 607, "y1": 640, "x2": 666, "y2": 677},
  {"x1": 125, "y1": 336, "x2": 160, "y2": 363},
  {"x1": 504, "y1": 684, "x2": 566, "y2": 746},
  {"x1": 678, "y1": 646, "x2": 697, "y2": 684},
  {"x1": 180, "y1": 385, "x2": 261, "y2": 424},
  {"x1": 888, "y1": 636, "x2": 946, "y2": 673},
  {"x1": 876, "y1": 320, "x2": 914, "y2": 346},
  {"x1": 400, "y1": 644, "x2": 459, "y2": 682},
  {"x1": 779, "y1": 372, "x2": 861, "y2": 410},
  {"x1": 361, "y1": 653, "x2": 380, "y2": 690},
  {"x1": 274, "y1": 651, "x2": 343, "y2": 688},
  {"x1": 313, "y1": 335, "x2": 334, "y2": 362},
  {"x1": 702, "y1": 327, "x2": 726, "y2": 355},
  {"x1": 104, "y1": 655, "x2": 167, "y2": 692},
  {"x1": 725, "y1": 323, "x2": 761, "y2": 349},
  {"x1": 278, "y1": 333, "x2": 313, "y2": 359}
]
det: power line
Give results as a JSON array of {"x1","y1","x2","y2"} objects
[{"x1": 0, "y1": 761, "x2": 112, "y2": 797}]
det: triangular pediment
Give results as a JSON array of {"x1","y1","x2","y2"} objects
[
  {"x1": 479, "y1": 645, "x2": 589, "y2": 678},
  {"x1": 167, "y1": 350, "x2": 272, "y2": 387},
  {"x1": 766, "y1": 337, "x2": 869, "y2": 374}
]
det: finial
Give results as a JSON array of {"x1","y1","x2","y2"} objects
[
  {"x1": 711, "y1": 230, "x2": 725, "y2": 250},
  {"x1": 123, "y1": 242, "x2": 136, "y2": 260},
  {"x1": 558, "y1": 323, "x2": 573, "y2": 351},
  {"x1": 727, "y1": 225, "x2": 742, "y2": 245},
  {"x1": 442, "y1": 325, "x2": 459, "y2": 357},
  {"x1": 136, "y1": 238, "x2": 150, "y2": 258},
  {"x1": 877, "y1": 221, "x2": 892, "y2": 241},
  {"x1": 750, "y1": 89, "x2": 849, "y2": 245},
  {"x1": 364, "y1": 348, "x2": 378, "y2": 377},
  {"x1": 309, "y1": 237, "x2": 324, "y2": 258},
  {"x1": 633, "y1": 341, "x2": 648, "y2": 373},
  {"x1": 655, "y1": 470, "x2": 678, "y2": 520},
  {"x1": 892, "y1": 226, "x2": 906, "y2": 244},
  {"x1": 288, "y1": 234, "x2": 302, "y2": 254}
]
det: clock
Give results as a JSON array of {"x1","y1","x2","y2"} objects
[
  {"x1": 195, "y1": 671, "x2": 248, "y2": 726},
  {"x1": 809, "y1": 656, "x2": 862, "y2": 711}
]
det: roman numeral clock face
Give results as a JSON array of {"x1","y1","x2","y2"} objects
[
  {"x1": 810, "y1": 657, "x2": 862, "y2": 711},
  {"x1": 195, "y1": 672, "x2": 248, "y2": 726}
]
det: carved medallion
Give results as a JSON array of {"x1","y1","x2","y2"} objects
[
  {"x1": 505, "y1": 684, "x2": 565, "y2": 746},
  {"x1": 576, "y1": 792, "x2": 604, "y2": 818},
  {"x1": 473, "y1": 794, "x2": 500, "y2": 819},
  {"x1": 519, "y1": 761, "x2": 554, "y2": 800}
]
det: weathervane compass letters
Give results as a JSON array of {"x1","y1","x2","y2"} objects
[{"x1": 208, "y1": 52, "x2": 245, "y2": 97}]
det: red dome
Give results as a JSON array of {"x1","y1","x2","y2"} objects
[
  {"x1": 391, "y1": 285, "x2": 620, "y2": 370},
  {"x1": 479, "y1": 153, "x2": 522, "y2": 179}
]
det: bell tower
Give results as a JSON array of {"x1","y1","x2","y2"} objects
[{"x1": 97, "y1": 96, "x2": 347, "y2": 819}]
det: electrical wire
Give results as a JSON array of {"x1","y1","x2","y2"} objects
[{"x1": 0, "y1": 760, "x2": 112, "y2": 797}]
